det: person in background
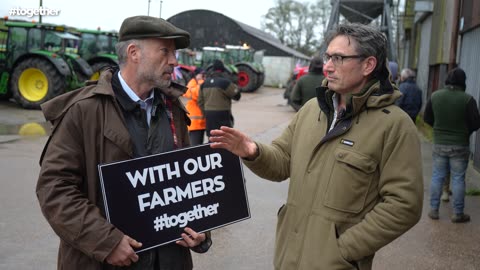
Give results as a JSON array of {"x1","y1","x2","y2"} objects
[
  {"x1": 198, "y1": 59, "x2": 241, "y2": 138},
  {"x1": 396, "y1": 68, "x2": 422, "y2": 123},
  {"x1": 36, "y1": 16, "x2": 211, "y2": 270},
  {"x1": 289, "y1": 55, "x2": 325, "y2": 111},
  {"x1": 209, "y1": 23, "x2": 423, "y2": 269},
  {"x1": 388, "y1": 61, "x2": 399, "y2": 84},
  {"x1": 424, "y1": 67, "x2": 480, "y2": 223},
  {"x1": 184, "y1": 67, "x2": 206, "y2": 145}
]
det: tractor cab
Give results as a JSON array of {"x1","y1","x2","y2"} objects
[{"x1": 75, "y1": 28, "x2": 119, "y2": 80}]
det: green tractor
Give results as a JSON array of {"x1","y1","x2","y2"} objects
[
  {"x1": 0, "y1": 20, "x2": 92, "y2": 109},
  {"x1": 226, "y1": 45, "x2": 265, "y2": 92},
  {"x1": 75, "y1": 28, "x2": 118, "y2": 80},
  {"x1": 200, "y1": 46, "x2": 238, "y2": 84}
]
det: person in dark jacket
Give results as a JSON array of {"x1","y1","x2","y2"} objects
[
  {"x1": 198, "y1": 59, "x2": 241, "y2": 137},
  {"x1": 36, "y1": 16, "x2": 211, "y2": 270},
  {"x1": 396, "y1": 68, "x2": 422, "y2": 122},
  {"x1": 424, "y1": 67, "x2": 480, "y2": 223},
  {"x1": 289, "y1": 55, "x2": 325, "y2": 111}
]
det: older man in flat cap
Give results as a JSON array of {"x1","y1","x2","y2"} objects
[{"x1": 36, "y1": 16, "x2": 211, "y2": 270}]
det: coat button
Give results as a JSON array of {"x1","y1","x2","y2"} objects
[{"x1": 338, "y1": 153, "x2": 344, "y2": 158}]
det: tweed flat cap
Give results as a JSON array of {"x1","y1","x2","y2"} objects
[{"x1": 119, "y1": 15, "x2": 190, "y2": 49}]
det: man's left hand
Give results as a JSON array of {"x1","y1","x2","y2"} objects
[{"x1": 176, "y1": 227, "x2": 206, "y2": 247}]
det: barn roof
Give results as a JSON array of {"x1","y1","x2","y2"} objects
[
  {"x1": 233, "y1": 19, "x2": 310, "y2": 59},
  {"x1": 167, "y1": 9, "x2": 310, "y2": 60}
]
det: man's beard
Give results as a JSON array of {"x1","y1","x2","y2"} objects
[
  {"x1": 137, "y1": 67, "x2": 172, "y2": 89},
  {"x1": 153, "y1": 77, "x2": 171, "y2": 89}
]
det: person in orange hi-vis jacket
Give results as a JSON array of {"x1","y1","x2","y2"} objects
[{"x1": 183, "y1": 67, "x2": 206, "y2": 145}]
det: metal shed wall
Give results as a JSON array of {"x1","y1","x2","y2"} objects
[
  {"x1": 429, "y1": 0, "x2": 454, "y2": 65},
  {"x1": 459, "y1": 26, "x2": 480, "y2": 169},
  {"x1": 460, "y1": 0, "x2": 480, "y2": 33},
  {"x1": 416, "y1": 15, "x2": 433, "y2": 104}
]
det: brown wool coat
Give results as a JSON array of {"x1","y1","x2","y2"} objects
[{"x1": 36, "y1": 70, "x2": 191, "y2": 270}]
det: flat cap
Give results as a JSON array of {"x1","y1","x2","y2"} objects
[{"x1": 119, "y1": 15, "x2": 190, "y2": 49}]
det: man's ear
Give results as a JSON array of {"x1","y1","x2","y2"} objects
[
  {"x1": 127, "y1": 43, "x2": 141, "y2": 63},
  {"x1": 363, "y1": 56, "x2": 377, "y2": 77}
]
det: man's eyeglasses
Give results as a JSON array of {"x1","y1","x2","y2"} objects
[
  {"x1": 323, "y1": 53, "x2": 365, "y2": 66},
  {"x1": 159, "y1": 48, "x2": 177, "y2": 58}
]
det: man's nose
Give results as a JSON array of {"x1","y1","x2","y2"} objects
[
  {"x1": 168, "y1": 52, "x2": 178, "y2": 66},
  {"x1": 323, "y1": 60, "x2": 334, "y2": 73}
]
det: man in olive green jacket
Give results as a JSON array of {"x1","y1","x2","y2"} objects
[{"x1": 209, "y1": 23, "x2": 423, "y2": 270}]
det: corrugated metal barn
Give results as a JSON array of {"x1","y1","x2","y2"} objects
[
  {"x1": 403, "y1": 0, "x2": 480, "y2": 170},
  {"x1": 458, "y1": 0, "x2": 480, "y2": 169},
  {"x1": 167, "y1": 9, "x2": 310, "y2": 87}
]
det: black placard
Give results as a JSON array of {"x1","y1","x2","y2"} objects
[{"x1": 98, "y1": 144, "x2": 250, "y2": 253}]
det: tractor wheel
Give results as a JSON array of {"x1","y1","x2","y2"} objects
[
  {"x1": 90, "y1": 62, "x2": 113, "y2": 81},
  {"x1": 11, "y1": 58, "x2": 66, "y2": 109},
  {"x1": 0, "y1": 90, "x2": 12, "y2": 100},
  {"x1": 76, "y1": 70, "x2": 89, "y2": 84},
  {"x1": 237, "y1": 66, "x2": 258, "y2": 92},
  {"x1": 256, "y1": 72, "x2": 265, "y2": 89},
  {"x1": 284, "y1": 77, "x2": 296, "y2": 105},
  {"x1": 230, "y1": 73, "x2": 238, "y2": 85}
]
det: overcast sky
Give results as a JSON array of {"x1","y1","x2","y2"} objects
[{"x1": 1, "y1": 0, "x2": 281, "y2": 32}]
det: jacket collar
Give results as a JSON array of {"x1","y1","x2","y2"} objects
[
  {"x1": 41, "y1": 69, "x2": 116, "y2": 122},
  {"x1": 446, "y1": 85, "x2": 465, "y2": 92},
  {"x1": 316, "y1": 79, "x2": 401, "y2": 120},
  {"x1": 42, "y1": 68, "x2": 187, "y2": 122}
]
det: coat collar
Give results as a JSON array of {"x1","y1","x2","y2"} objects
[
  {"x1": 42, "y1": 68, "x2": 188, "y2": 122},
  {"x1": 316, "y1": 79, "x2": 401, "y2": 121}
]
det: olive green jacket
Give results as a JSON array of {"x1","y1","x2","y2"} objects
[
  {"x1": 244, "y1": 81, "x2": 423, "y2": 270},
  {"x1": 290, "y1": 72, "x2": 325, "y2": 111}
]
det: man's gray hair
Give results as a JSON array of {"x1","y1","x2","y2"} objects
[
  {"x1": 325, "y1": 23, "x2": 388, "y2": 80},
  {"x1": 400, "y1": 68, "x2": 415, "y2": 80},
  {"x1": 115, "y1": 39, "x2": 144, "y2": 67}
]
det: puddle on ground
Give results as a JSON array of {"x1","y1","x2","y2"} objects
[{"x1": 0, "y1": 122, "x2": 51, "y2": 137}]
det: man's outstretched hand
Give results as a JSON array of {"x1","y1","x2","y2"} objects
[{"x1": 209, "y1": 126, "x2": 258, "y2": 160}]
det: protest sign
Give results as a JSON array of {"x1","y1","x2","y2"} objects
[{"x1": 98, "y1": 144, "x2": 250, "y2": 252}]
